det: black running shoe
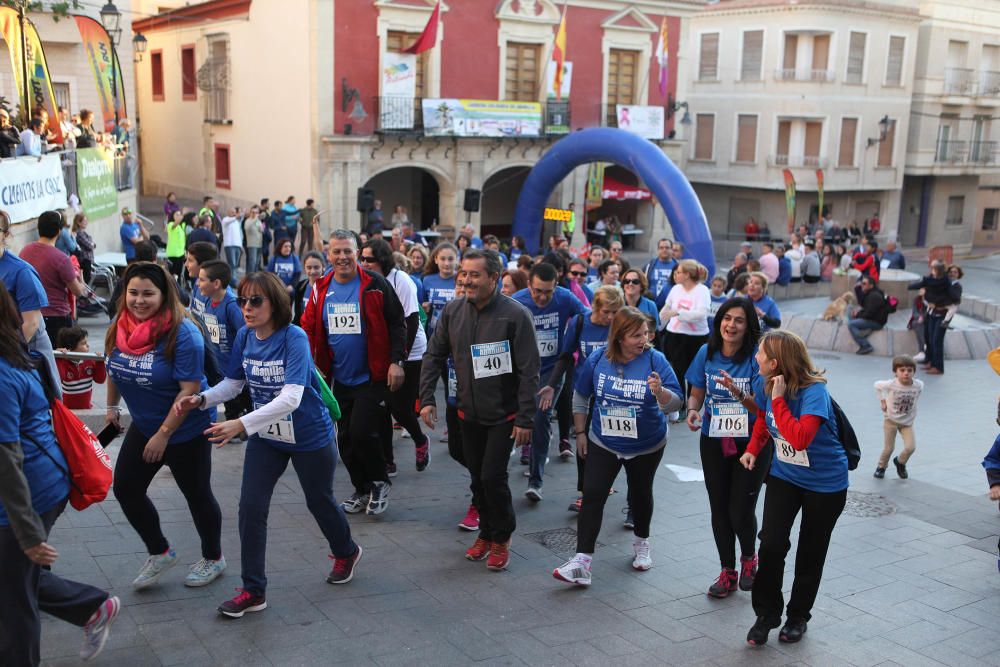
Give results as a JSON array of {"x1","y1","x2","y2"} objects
[
  {"x1": 778, "y1": 618, "x2": 808, "y2": 643},
  {"x1": 893, "y1": 456, "x2": 908, "y2": 479},
  {"x1": 746, "y1": 617, "x2": 780, "y2": 647},
  {"x1": 622, "y1": 506, "x2": 634, "y2": 529}
]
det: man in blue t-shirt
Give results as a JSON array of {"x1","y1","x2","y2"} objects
[
  {"x1": 197, "y1": 260, "x2": 248, "y2": 422},
  {"x1": 119, "y1": 208, "x2": 148, "y2": 262},
  {"x1": 513, "y1": 262, "x2": 586, "y2": 501},
  {"x1": 643, "y1": 238, "x2": 678, "y2": 298}
]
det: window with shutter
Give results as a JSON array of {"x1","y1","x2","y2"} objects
[
  {"x1": 736, "y1": 115, "x2": 757, "y2": 162},
  {"x1": 886, "y1": 36, "x2": 905, "y2": 86},
  {"x1": 214, "y1": 144, "x2": 230, "y2": 189},
  {"x1": 846, "y1": 32, "x2": 866, "y2": 84},
  {"x1": 783, "y1": 34, "x2": 798, "y2": 71},
  {"x1": 776, "y1": 121, "x2": 791, "y2": 162},
  {"x1": 151, "y1": 50, "x2": 164, "y2": 101},
  {"x1": 877, "y1": 118, "x2": 895, "y2": 166},
  {"x1": 695, "y1": 114, "x2": 714, "y2": 160},
  {"x1": 505, "y1": 42, "x2": 541, "y2": 101},
  {"x1": 699, "y1": 33, "x2": 719, "y2": 81},
  {"x1": 804, "y1": 121, "x2": 822, "y2": 165},
  {"x1": 52, "y1": 82, "x2": 70, "y2": 112},
  {"x1": 388, "y1": 31, "x2": 427, "y2": 99},
  {"x1": 181, "y1": 45, "x2": 196, "y2": 100},
  {"x1": 945, "y1": 196, "x2": 964, "y2": 226},
  {"x1": 741, "y1": 31, "x2": 763, "y2": 81},
  {"x1": 839, "y1": 118, "x2": 857, "y2": 167},
  {"x1": 812, "y1": 34, "x2": 830, "y2": 75},
  {"x1": 607, "y1": 49, "x2": 639, "y2": 125}
]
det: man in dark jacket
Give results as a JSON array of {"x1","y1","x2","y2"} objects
[
  {"x1": 302, "y1": 229, "x2": 406, "y2": 516},
  {"x1": 847, "y1": 275, "x2": 888, "y2": 355},
  {"x1": 0, "y1": 109, "x2": 20, "y2": 158},
  {"x1": 419, "y1": 248, "x2": 539, "y2": 571}
]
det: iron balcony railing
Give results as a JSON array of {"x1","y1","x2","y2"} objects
[
  {"x1": 769, "y1": 154, "x2": 827, "y2": 168},
  {"x1": 774, "y1": 68, "x2": 835, "y2": 82},
  {"x1": 944, "y1": 68, "x2": 976, "y2": 95},
  {"x1": 936, "y1": 139, "x2": 968, "y2": 163}
]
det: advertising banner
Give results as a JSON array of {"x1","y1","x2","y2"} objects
[
  {"x1": 783, "y1": 168, "x2": 797, "y2": 234},
  {"x1": 422, "y1": 99, "x2": 542, "y2": 137},
  {"x1": 0, "y1": 154, "x2": 67, "y2": 223},
  {"x1": 0, "y1": 10, "x2": 63, "y2": 143},
  {"x1": 546, "y1": 61, "x2": 572, "y2": 100},
  {"x1": 615, "y1": 105, "x2": 664, "y2": 140},
  {"x1": 381, "y1": 52, "x2": 417, "y2": 130},
  {"x1": 816, "y1": 168, "x2": 825, "y2": 219},
  {"x1": 74, "y1": 15, "x2": 128, "y2": 133},
  {"x1": 76, "y1": 147, "x2": 117, "y2": 220},
  {"x1": 585, "y1": 162, "x2": 606, "y2": 211}
]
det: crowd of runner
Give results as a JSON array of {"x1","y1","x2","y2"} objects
[{"x1": 1, "y1": 202, "x2": 998, "y2": 665}]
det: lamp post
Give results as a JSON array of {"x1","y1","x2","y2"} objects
[
  {"x1": 100, "y1": 1, "x2": 122, "y2": 128},
  {"x1": 133, "y1": 32, "x2": 148, "y2": 62}
]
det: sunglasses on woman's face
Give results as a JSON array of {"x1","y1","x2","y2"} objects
[
  {"x1": 360, "y1": 255, "x2": 379, "y2": 264},
  {"x1": 569, "y1": 270, "x2": 587, "y2": 277},
  {"x1": 236, "y1": 295, "x2": 268, "y2": 308},
  {"x1": 622, "y1": 278, "x2": 642, "y2": 286}
]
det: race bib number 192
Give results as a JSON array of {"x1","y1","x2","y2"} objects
[
  {"x1": 327, "y1": 303, "x2": 361, "y2": 335},
  {"x1": 472, "y1": 341, "x2": 512, "y2": 379}
]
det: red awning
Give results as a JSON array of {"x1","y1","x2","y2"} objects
[{"x1": 601, "y1": 176, "x2": 651, "y2": 201}]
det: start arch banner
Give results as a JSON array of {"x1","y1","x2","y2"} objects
[{"x1": 0, "y1": 154, "x2": 68, "y2": 223}]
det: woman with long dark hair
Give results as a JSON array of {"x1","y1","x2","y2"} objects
[
  {"x1": 0, "y1": 280, "x2": 119, "y2": 664},
  {"x1": 104, "y1": 262, "x2": 224, "y2": 590},
  {"x1": 175, "y1": 272, "x2": 361, "y2": 618},
  {"x1": 293, "y1": 251, "x2": 327, "y2": 325},
  {"x1": 422, "y1": 242, "x2": 458, "y2": 334},
  {"x1": 740, "y1": 330, "x2": 849, "y2": 646},
  {"x1": 685, "y1": 298, "x2": 770, "y2": 599}
]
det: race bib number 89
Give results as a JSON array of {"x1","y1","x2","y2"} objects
[
  {"x1": 472, "y1": 341, "x2": 512, "y2": 379},
  {"x1": 598, "y1": 406, "x2": 638, "y2": 439},
  {"x1": 774, "y1": 435, "x2": 809, "y2": 467}
]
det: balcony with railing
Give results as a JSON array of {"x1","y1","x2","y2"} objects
[
  {"x1": 768, "y1": 154, "x2": 827, "y2": 168},
  {"x1": 372, "y1": 96, "x2": 571, "y2": 137},
  {"x1": 774, "y1": 68, "x2": 835, "y2": 83},
  {"x1": 978, "y1": 71, "x2": 1000, "y2": 97},
  {"x1": 935, "y1": 139, "x2": 999, "y2": 166},
  {"x1": 943, "y1": 68, "x2": 976, "y2": 95},
  {"x1": 935, "y1": 139, "x2": 967, "y2": 163},
  {"x1": 970, "y1": 140, "x2": 998, "y2": 164}
]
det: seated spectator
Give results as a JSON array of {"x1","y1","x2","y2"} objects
[
  {"x1": 19, "y1": 118, "x2": 44, "y2": 157},
  {"x1": 775, "y1": 244, "x2": 791, "y2": 286},
  {"x1": 759, "y1": 242, "x2": 779, "y2": 284},
  {"x1": 848, "y1": 275, "x2": 889, "y2": 355},
  {"x1": 802, "y1": 240, "x2": 822, "y2": 284},
  {"x1": 0, "y1": 109, "x2": 20, "y2": 158},
  {"x1": 726, "y1": 252, "x2": 748, "y2": 292},
  {"x1": 879, "y1": 240, "x2": 906, "y2": 270}
]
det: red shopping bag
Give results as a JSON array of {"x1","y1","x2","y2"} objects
[{"x1": 50, "y1": 400, "x2": 114, "y2": 510}]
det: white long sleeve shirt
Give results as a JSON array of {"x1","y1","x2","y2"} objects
[
  {"x1": 200, "y1": 377, "x2": 304, "y2": 437},
  {"x1": 660, "y1": 283, "x2": 711, "y2": 336}
]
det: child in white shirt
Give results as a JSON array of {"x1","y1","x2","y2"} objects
[{"x1": 873, "y1": 355, "x2": 924, "y2": 479}]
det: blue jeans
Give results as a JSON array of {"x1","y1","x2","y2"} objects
[
  {"x1": 224, "y1": 246, "x2": 242, "y2": 285},
  {"x1": 926, "y1": 313, "x2": 946, "y2": 371},
  {"x1": 239, "y1": 439, "x2": 356, "y2": 596},
  {"x1": 245, "y1": 247, "x2": 261, "y2": 274},
  {"x1": 847, "y1": 318, "x2": 881, "y2": 350},
  {"x1": 529, "y1": 367, "x2": 563, "y2": 488}
]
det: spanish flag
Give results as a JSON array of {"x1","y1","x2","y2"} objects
[{"x1": 552, "y1": 7, "x2": 567, "y2": 100}]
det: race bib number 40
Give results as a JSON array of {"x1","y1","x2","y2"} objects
[
  {"x1": 472, "y1": 341, "x2": 512, "y2": 379},
  {"x1": 536, "y1": 329, "x2": 558, "y2": 357},
  {"x1": 709, "y1": 404, "x2": 749, "y2": 438},
  {"x1": 327, "y1": 303, "x2": 361, "y2": 335},
  {"x1": 774, "y1": 435, "x2": 809, "y2": 467},
  {"x1": 598, "y1": 406, "x2": 638, "y2": 439}
]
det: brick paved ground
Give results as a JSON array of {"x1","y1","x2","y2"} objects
[{"x1": 38, "y1": 347, "x2": 1000, "y2": 666}]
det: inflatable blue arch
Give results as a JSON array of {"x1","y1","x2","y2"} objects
[{"x1": 511, "y1": 127, "x2": 715, "y2": 278}]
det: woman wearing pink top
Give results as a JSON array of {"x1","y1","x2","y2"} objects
[{"x1": 659, "y1": 260, "x2": 711, "y2": 404}]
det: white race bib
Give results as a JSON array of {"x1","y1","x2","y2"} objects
[
  {"x1": 598, "y1": 406, "x2": 638, "y2": 439},
  {"x1": 447, "y1": 366, "x2": 458, "y2": 397},
  {"x1": 255, "y1": 403, "x2": 295, "y2": 444},
  {"x1": 202, "y1": 313, "x2": 221, "y2": 345},
  {"x1": 536, "y1": 329, "x2": 558, "y2": 357},
  {"x1": 471, "y1": 341, "x2": 512, "y2": 379},
  {"x1": 774, "y1": 435, "x2": 809, "y2": 467},
  {"x1": 709, "y1": 403, "x2": 749, "y2": 438},
  {"x1": 327, "y1": 303, "x2": 361, "y2": 335}
]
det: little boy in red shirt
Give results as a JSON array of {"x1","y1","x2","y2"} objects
[{"x1": 55, "y1": 326, "x2": 106, "y2": 409}]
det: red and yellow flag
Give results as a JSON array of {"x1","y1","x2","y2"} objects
[
  {"x1": 552, "y1": 7, "x2": 567, "y2": 100},
  {"x1": 404, "y1": 0, "x2": 440, "y2": 55}
]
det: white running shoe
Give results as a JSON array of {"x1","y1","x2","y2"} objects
[
  {"x1": 80, "y1": 596, "x2": 120, "y2": 661},
  {"x1": 632, "y1": 539, "x2": 652, "y2": 571},
  {"x1": 132, "y1": 548, "x2": 179, "y2": 590},
  {"x1": 553, "y1": 554, "x2": 592, "y2": 586},
  {"x1": 184, "y1": 556, "x2": 227, "y2": 587}
]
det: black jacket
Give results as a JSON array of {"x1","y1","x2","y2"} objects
[
  {"x1": 857, "y1": 287, "x2": 889, "y2": 325},
  {"x1": 0, "y1": 125, "x2": 20, "y2": 158},
  {"x1": 908, "y1": 275, "x2": 961, "y2": 311}
]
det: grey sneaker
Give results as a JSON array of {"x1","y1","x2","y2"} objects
[
  {"x1": 184, "y1": 556, "x2": 227, "y2": 587},
  {"x1": 80, "y1": 596, "x2": 120, "y2": 661},
  {"x1": 525, "y1": 486, "x2": 543, "y2": 502},
  {"x1": 367, "y1": 481, "x2": 390, "y2": 515},
  {"x1": 132, "y1": 548, "x2": 178, "y2": 590},
  {"x1": 341, "y1": 492, "x2": 368, "y2": 514}
]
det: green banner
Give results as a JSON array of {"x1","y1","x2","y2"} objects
[{"x1": 76, "y1": 148, "x2": 116, "y2": 219}]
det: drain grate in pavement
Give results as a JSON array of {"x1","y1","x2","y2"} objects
[
  {"x1": 844, "y1": 491, "x2": 897, "y2": 518},
  {"x1": 524, "y1": 527, "x2": 602, "y2": 552},
  {"x1": 810, "y1": 352, "x2": 842, "y2": 360}
]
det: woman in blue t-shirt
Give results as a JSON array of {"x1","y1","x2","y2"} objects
[
  {"x1": 552, "y1": 307, "x2": 683, "y2": 587},
  {"x1": 739, "y1": 330, "x2": 848, "y2": 647},
  {"x1": 747, "y1": 272, "x2": 781, "y2": 332},
  {"x1": 266, "y1": 238, "x2": 302, "y2": 296},
  {"x1": 421, "y1": 242, "x2": 458, "y2": 334},
  {"x1": 684, "y1": 297, "x2": 771, "y2": 600},
  {"x1": 175, "y1": 272, "x2": 360, "y2": 619},
  {"x1": 0, "y1": 282, "x2": 119, "y2": 665},
  {"x1": 104, "y1": 262, "x2": 224, "y2": 590},
  {"x1": 293, "y1": 251, "x2": 327, "y2": 325}
]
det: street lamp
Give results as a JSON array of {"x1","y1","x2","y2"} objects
[
  {"x1": 867, "y1": 115, "x2": 895, "y2": 148},
  {"x1": 100, "y1": 1, "x2": 122, "y2": 127},
  {"x1": 666, "y1": 94, "x2": 692, "y2": 126},
  {"x1": 133, "y1": 32, "x2": 148, "y2": 63}
]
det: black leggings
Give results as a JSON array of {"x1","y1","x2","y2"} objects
[
  {"x1": 753, "y1": 475, "x2": 847, "y2": 623},
  {"x1": 700, "y1": 434, "x2": 771, "y2": 569},
  {"x1": 555, "y1": 367, "x2": 574, "y2": 441},
  {"x1": 112, "y1": 426, "x2": 223, "y2": 560},
  {"x1": 662, "y1": 332, "x2": 708, "y2": 399},
  {"x1": 388, "y1": 359, "x2": 425, "y2": 444},
  {"x1": 577, "y1": 440, "x2": 664, "y2": 553}
]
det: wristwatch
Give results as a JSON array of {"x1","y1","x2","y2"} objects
[{"x1": 197, "y1": 393, "x2": 206, "y2": 408}]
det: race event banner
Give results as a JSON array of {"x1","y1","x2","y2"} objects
[
  {"x1": 0, "y1": 8, "x2": 63, "y2": 143},
  {"x1": 76, "y1": 147, "x2": 117, "y2": 220},
  {"x1": 381, "y1": 52, "x2": 417, "y2": 129},
  {"x1": 783, "y1": 168, "x2": 797, "y2": 234},
  {"x1": 545, "y1": 60, "x2": 572, "y2": 100},
  {"x1": 0, "y1": 154, "x2": 68, "y2": 223},
  {"x1": 422, "y1": 99, "x2": 542, "y2": 137},
  {"x1": 615, "y1": 105, "x2": 664, "y2": 140},
  {"x1": 585, "y1": 162, "x2": 606, "y2": 211},
  {"x1": 75, "y1": 15, "x2": 128, "y2": 133}
]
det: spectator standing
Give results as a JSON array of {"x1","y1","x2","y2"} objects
[
  {"x1": 298, "y1": 198, "x2": 318, "y2": 255},
  {"x1": 75, "y1": 110, "x2": 98, "y2": 149},
  {"x1": 908, "y1": 261, "x2": 959, "y2": 375},
  {"x1": 19, "y1": 118, "x2": 44, "y2": 157},
  {"x1": 282, "y1": 197, "x2": 300, "y2": 248},
  {"x1": 365, "y1": 199, "x2": 384, "y2": 237},
  {"x1": 19, "y1": 211, "x2": 87, "y2": 346},
  {"x1": 163, "y1": 192, "x2": 181, "y2": 223},
  {"x1": 73, "y1": 214, "x2": 96, "y2": 285},
  {"x1": 242, "y1": 206, "x2": 264, "y2": 274},
  {"x1": 221, "y1": 208, "x2": 243, "y2": 278},
  {"x1": 391, "y1": 205, "x2": 409, "y2": 227},
  {"x1": 267, "y1": 200, "x2": 288, "y2": 252},
  {"x1": 165, "y1": 209, "x2": 187, "y2": 281},
  {"x1": 119, "y1": 207, "x2": 149, "y2": 262}
]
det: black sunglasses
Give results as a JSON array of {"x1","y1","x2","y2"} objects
[
  {"x1": 569, "y1": 270, "x2": 587, "y2": 277},
  {"x1": 622, "y1": 278, "x2": 642, "y2": 286},
  {"x1": 360, "y1": 256, "x2": 379, "y2": 264},
  {"x1": 236, "y1": 295, "x2": 268, "y2": 308}
]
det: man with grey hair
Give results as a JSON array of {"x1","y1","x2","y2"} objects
[
  {"x1": 726, "y1": 252, "x2": 748, "y2": 292},
  {"x1": 301, "y1": 230, "x2": 407, "y2": 516}
]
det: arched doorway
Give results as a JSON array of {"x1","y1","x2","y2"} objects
[
  {"x1": 364, "y1": 166, "x2": 440, "y2": 230},
  {"x1": 590, "y1": 165, "x2": 653, "y2": 238},
  {"x1": 481, "y1": 166, "x2": 532, "y2": 240}
]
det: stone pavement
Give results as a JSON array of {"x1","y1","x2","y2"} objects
[{"x1": 38, "y1": 346, "x2": 1000, "y2": 666}]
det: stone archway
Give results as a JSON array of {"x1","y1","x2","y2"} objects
[
  {"x1": 364, "y1": 165, "x2": 443, "y2": 230},
  {"x1": 480, "y1": 166, "x2": 532, "y2": 240}
]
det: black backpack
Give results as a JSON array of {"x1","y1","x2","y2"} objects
[{"x1": 831, "y1": 398, "x2": 860, "y2": 470}]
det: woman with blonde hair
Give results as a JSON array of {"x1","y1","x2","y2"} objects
[
  {"x1": 552, "y1": 307, "x2": 682, "y2": 586},
  {"x1": 746, "y1": 271, "x2": 781, "y2": 332},
  {"x1": 738, "y1": 330, "x2": 848, "y2": 647},
  {"x1": 659, "y1": 259, "x2": 711, "y2": 405}
]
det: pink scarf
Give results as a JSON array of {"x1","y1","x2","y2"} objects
[{"x1": 116, "y1": 309, "x2": 172, "y2": 355}]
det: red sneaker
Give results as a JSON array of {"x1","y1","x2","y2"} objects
[
  {"x1": 739, "y1": 554, "x2": 758, "y2": 591},
  {"x1": 707, "y1": 568, "x2": 738, "y2": 598},
  {"x1": 465, "y1": 537, "x2": 491, "y2": 561},
  {"x1": 458, "y1": 504, "x2": 479, "y2": 531},
  {"x1": 218, "y1": 588, "x2": 267, "y2": 618},
  {"x1": 487, "y1": 540, "x2": 511, "y2": 571},
  {"x1": 327, "y1": 544, "x2": 363, "y2": 584},
  {"x1": 415, "y1": 437, "x2": 430, "y2": 472}
]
